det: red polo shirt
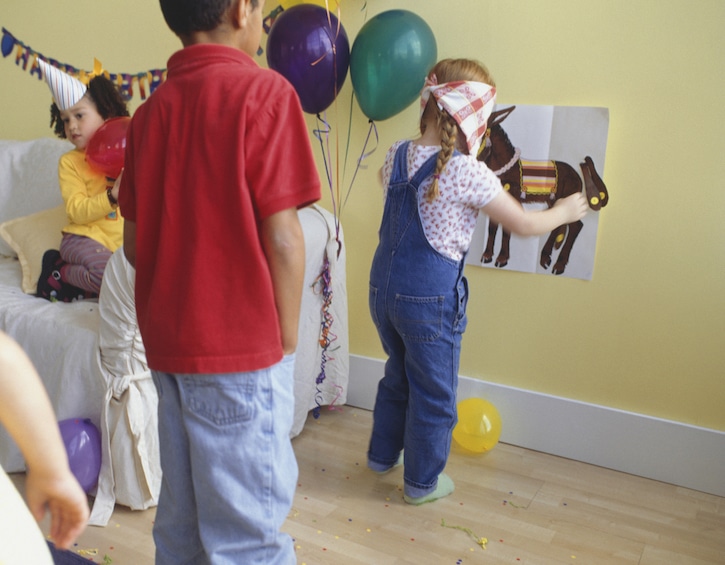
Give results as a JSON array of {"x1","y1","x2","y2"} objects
[{"x1": 119, "y1": 44, "x2": 320, "y2": 373}]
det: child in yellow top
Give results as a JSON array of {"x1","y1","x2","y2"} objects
[{"x1": 36, "y1": 59, "x2": 129, "y2": 301}]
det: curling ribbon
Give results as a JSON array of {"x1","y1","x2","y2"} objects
[{"x1": 311, "y1": 254, "x2": 340, "y2": 419}]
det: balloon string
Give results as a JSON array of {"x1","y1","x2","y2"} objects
[
  {"x1": 313, "y1": 114, "x2": 342, "y2": 242},
  {"x1": 306, "y1": 3, "x2": 342, "y2": 247},
  {"x1": 310, "y1": 2, "x2": 343, "y2": 67},
  {"x1": 341, "y1": 84, "x2": 356, "y2": 190},
  {"x1": 342, "y1": 118, "x2": 378, "y2": 213},
  {"x1": 332, "y1": 87, "x2": 342, "y2": 245},
  {"x1": 313, "y1": 115, "x2": 335, "y2": 213}
]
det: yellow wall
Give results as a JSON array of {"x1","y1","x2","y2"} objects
[{"x1": 2, "y1": 1, "x2": 723, "y2": 430}]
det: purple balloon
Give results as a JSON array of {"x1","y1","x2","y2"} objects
[
  {"x1": 266, "y1": 4, "x2": 350, "y2": 115},
  {"x1": 59, "y1": 418, "x2": 101, "y2": 493}
]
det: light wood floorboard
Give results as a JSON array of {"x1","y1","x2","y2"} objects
[{"x1": 11, "y1": 406, "x2": 725, "y2": 564}]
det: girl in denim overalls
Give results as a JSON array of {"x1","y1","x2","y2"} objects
[{"x1": 368, "y1": 59, "x2": 588, "y2": 504}]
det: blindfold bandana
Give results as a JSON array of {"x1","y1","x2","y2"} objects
[{"x1": 420, "y1": 75, "x2": 497, "y2": 156}]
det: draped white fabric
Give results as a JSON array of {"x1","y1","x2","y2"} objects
[{"x1": 0, "y1": 139, "x2": 349, "y2": 527}]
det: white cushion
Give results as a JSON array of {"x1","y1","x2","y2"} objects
[
  {"x1": 0, "y1": 138, "x2": 71, "y2": 256},
  {"x1": 0, "y1": 205, "x2": 67, "y2": 294}
]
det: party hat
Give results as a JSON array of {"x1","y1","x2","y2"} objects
[{"x1": 37, "y1": 58, "x2": 87, "y2": 111}]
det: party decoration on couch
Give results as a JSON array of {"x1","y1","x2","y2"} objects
[
  {"x1": 85, "y1": 116, "x2": 131, "y2": 178},
  {"x1": 1, "y1": 27, "x2": 166, "y2": 101},
  {"x1": 468, "y1": 104, "x2": 610, "y2": 280},
  {"x1": 266, "y1": 4, "x2": 350, "y2": 115},
  {"x1": 350, "y1": 10, "x2": 437, "y2": 122},
  {"x1": 59, "y1": 418, "x2": 102, "y2": 493},
  {"x1": 452, "y1": 397, "x2": 502, "y2": 454}
]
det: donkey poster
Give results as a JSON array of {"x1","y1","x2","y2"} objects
[{"x1": 467, "y1": 105, "x2": 610, "y2": 280}]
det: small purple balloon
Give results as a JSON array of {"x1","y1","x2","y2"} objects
[
  {"x1": 59, "y1": 418, "x2": 101, "y2": 493},
  {"x1": 266, "y1": 4, "x2": 350, "y2": 115}
]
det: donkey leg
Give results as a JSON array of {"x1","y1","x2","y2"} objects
[
  {"x1": 551, "y1": 220, "x2": 583, "y2": 275},
  {"x1": 540, "y1": 232, "x2": 556, "y2": 271},
  {"x1": 481, "y1": 222, "x2": 499, "y2": 264},
  {"x1": 495, "y1": 231, "x2": 511, "y2": 268},
  {"x1": 540, "y1": 225, "x2": 569, "y2": 270},
  {"x1": 552, "y1": 225, "x2": 567, "y2": 251}
]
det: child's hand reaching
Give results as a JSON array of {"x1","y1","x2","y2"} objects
[
  {"x1": 25, "y1": 467, "x2": 89, "y2": 550},
  {"x1": 0, "y1": 331, "x2": 89, "y2": 551},
  {"x1": 110, "y1": 169, "x2": 123, "y2": 203},
  {"x1": 553, "y1": 192, "x2": 588, "y2": 223}
]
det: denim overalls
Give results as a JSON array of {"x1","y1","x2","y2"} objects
[{"x1": 368, "y1": 141, "x2": 469, "y2": 498}]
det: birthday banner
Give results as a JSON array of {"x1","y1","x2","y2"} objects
[{"x1": 1, "y1": 27, "x2": 167, "y2": 101}]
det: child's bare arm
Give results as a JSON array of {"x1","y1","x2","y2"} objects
[
  {"x1": 110, "y1": 169, "x2": 123, "y2": 202},
  {"x1": 0, "y1": 331, "x2": 89, "y2": 549},
  {"x1": 483, "y1": 190, "x2": 588, "y2": 236},
  {"x1": 260, "y1": 208, "x2": 306, "y2": 355}
]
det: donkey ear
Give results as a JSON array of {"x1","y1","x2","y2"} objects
[{"x1": 491, "y1": 105, "x2": 515, "y2": 127}]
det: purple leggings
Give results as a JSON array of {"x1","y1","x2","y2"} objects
[{"x1": 59, "y1": 233, "x2": 112, "y2": 294}]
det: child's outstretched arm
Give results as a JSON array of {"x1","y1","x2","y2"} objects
[
  {"x1": 260, "y1": 208, "x2": 306, "y2": 355},
  {"x1": 483, "y1": 190, "x2": 588, "y2": 236},
  {"x1": 0, "y1": 331, "x2": 89, "y2": 549}
]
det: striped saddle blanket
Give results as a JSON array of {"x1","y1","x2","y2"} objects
[{"x1": 519, "y1": 159, "x2": 557, "y2": 198}]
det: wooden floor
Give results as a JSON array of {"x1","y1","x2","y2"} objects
[{"x1": 12, "y1": 405, "x2": 725, "y2": 564}]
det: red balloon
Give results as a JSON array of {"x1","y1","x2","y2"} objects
[{"x1": 85, "y1": 116, "x2": 130, "y2": 178}]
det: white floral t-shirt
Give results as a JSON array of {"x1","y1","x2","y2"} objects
[{"x1": 381, "y1": 140, "x2": 503, "y2": 261}]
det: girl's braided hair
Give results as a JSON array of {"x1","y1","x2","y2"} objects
[
  {"x1": 50, "y1": 75, "x2": 129, "y2": 139},
  {"x1": 420, "y1": 58, "x2": 495, "y2": 202}
]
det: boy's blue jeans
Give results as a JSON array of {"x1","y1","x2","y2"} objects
[{"x1": 151, "y1": 354, "x2": 298, "y2": 565}]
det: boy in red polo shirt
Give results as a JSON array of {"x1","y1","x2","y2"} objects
[{"x1": 119, "y1": 0, "x2": 320, "y2": 562}]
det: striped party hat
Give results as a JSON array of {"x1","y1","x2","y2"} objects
[{"x1": 37, "y1": 58, "x2": 87, "y2": 111}]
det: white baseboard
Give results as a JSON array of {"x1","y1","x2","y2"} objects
[{"x1": 347, "y1": 355, "x2": 725, "y2": 498}]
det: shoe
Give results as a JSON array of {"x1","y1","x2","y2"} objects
[
  {"x1": 35, "y1": 250, "x2": 89, "y2": 303},
  {"x1": 36, "y1": 250, "x2": 63, "y2": 301},
  {"x1": 404, "y1": 473, "x2": 455, "y2": 505}
]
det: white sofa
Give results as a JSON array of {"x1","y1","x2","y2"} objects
[{"x1": 0, "y1": 138, "x2": 349, "y2": 526}]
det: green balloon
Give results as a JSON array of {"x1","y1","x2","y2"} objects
[{"x1": 350, "y1": 10, "x2": 437, "y2": 121}]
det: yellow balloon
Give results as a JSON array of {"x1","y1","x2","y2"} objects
[
  {"x1": 280, "y1": 0, "x2": 340, "y2": 9},
  {"x1": 452, "y1": 398, "x2": 502, "y2": 454}
]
